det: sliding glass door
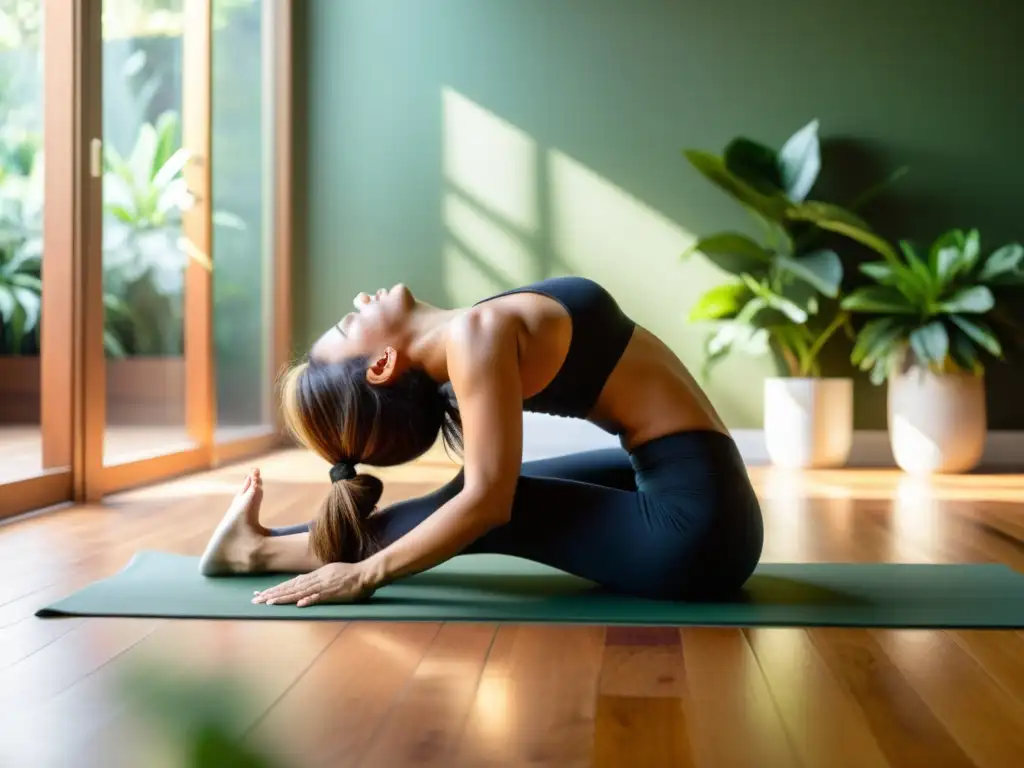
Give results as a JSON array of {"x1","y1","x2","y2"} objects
[
  {"x1": 0, "y1": 0, "x2": 292, "y2": 516},
  {"x1": 98, "y1": 0, "x2": 210, "y2": 486}
]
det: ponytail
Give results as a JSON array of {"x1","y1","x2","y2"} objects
[
  {"x1": 280, "y1": 357, "x2": 464, "y2": 564},
  {"x1": 310, "y1": 472, "x2": 384, "y2": 563}
]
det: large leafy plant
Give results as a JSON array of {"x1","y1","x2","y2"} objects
[
  {"x1": 683, "y1": 119, "x2": 904, "y2": 377},
  {"x1": 0, "y1": 128, "x2": 129, "y2": 356},
  {"x1": 842, "y1": 228, "x2": 1024, "y2": 383},
  {"x1": 103, "y1": 110, "x2": 243, "y2": 355}
]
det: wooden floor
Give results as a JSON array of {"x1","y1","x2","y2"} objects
[{"x1": 2, "y1": 447, "x2": 1024, "y2": 767}]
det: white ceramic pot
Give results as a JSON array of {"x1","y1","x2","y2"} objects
[
  {"x1": 764, "y1": 377, "x2": 854, "y2": 469},
  {"x1": 888, "y1": 366, "x2": 986, "y2": 474}
]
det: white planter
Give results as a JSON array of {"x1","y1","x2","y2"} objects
[
  {"x1": 764, "y1": 377, "x2": 853, "y2": 469},
  {"x1": 888, "y1": 366, "x2": 986, "y2": 474}
]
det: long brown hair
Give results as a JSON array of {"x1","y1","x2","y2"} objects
[{"x1": 280, "y1": 355, "x2": 462, "y2": 564}]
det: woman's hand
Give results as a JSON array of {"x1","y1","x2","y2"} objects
[{"x1": 252, "y1": 562, "x2": 375, "y2": 607}]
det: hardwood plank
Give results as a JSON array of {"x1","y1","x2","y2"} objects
[
  {"x1": 357, "y1": 623, "x2": 497, "y2": 766},
  {"x1": 0, "y1": 615, "x2": 85, "y2": 671},
  {"x1": 875, "y1": 629, "x2": 1024, "y2": 768},
  {"x1": 1, "y1": 619, "x2": 344, "y2": 768},
  {"x1": 746, "y1": 628, "x2": 890, "y2": 768},
  {"x1": 950, "y1": 630, "x2": 1024, "y2": 706},
  {"x1": 593, "y1": 695, "x2": 693, "y2": 768},
  {"x1": 808, "y1": 628, "x2": 975, "y2": 768},
  {"x1": 453, "y1": 625, "x2": 606, "y2": 767},
  {"x1": 679, "y1": 628, "x2": 798, "y2": 768},
  {"x1": 599, "y1": 629, "x2": 685, "y2": 699},
  {"x1": 0, "y1": 618, "x2": 158, "y2": 768},
  {"x1": 252, "y1": 622, "x2": 442, "y2": 768}
]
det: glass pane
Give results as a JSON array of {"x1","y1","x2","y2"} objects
[
  {"x1": 0, "y1": 2, "x2": 45, "y2": 483},
  {"x1": 212, "y1": 0, "x2": 272, "y2": 439},
  {"x1": 102, "y1": 0, "x2": 193, "y2": 463}
]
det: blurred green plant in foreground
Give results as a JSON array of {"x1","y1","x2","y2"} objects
[{"x1": 119, "y1": 662, "x2": 291, "y2": 768}]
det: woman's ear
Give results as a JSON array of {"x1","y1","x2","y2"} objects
[{"x1": 366, "y1": 346, "x2": 402, "y2": 385}]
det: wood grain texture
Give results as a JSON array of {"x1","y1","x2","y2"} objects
[{"x1": 0, "y1": 449, "x2": 1023, "y2": 767}]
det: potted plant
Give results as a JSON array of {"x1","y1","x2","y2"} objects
[
  {"x1": 683, "y1": 119, "x2": 903, "y2": 468},
  {"x1": 842, "y1": 228, "x2": 1024, "y2": 474}
]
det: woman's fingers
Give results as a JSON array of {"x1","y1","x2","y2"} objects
[
  {"x1": 253, "y1": 575, "x2": 307, "y2": 601},
  {"x1": 296, "y1": 593, "x2": 321, "y2": 608},
  {"x1": 254, "y1": 574, "x2": 323, "y2": 605}
]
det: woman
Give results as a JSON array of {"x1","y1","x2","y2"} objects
[{"x1": 199, "y1": 276, "x2": 764, "y2": 606}]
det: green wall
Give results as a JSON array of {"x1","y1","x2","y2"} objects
[{"x1": 295, "y1": 0, "x2": 1024, "y2": 430}]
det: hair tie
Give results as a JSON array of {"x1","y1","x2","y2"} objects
[{"x1": 329, "y1": 460, "x2": 356, "y2": 483}]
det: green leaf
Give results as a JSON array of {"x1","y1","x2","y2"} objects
[
  {"x1": 104, "y1": 330, "x2": 128, "y2": 358},
  {"x1": 9, "y1": 273, "x2": 42, "y2": 292},
  {"x1": 978, "y1": 243, "x2": 1024, "y2": 282},
  {"x1": 841, "y1": 285, "x2": 916, "y2": 314},
  {"x1": 934, "y1": 245, "x2": 961, "y2": 286},
  {"x1": 152, "y1": 147, "x2": 190, "y2": 190},
  {"x1": 778, "y1": 277, "x2": 819, "y2": 318},
  {"x1": 899, "y1": 240, "x2": 936, "y2": 293},
  {"x1": 948, "y1": 326, "x2": 981, "y2": 374},
  {"x1": 688, "y1": 281, "x2": 752, "y2": 321},
  {"x1": 682, "y1": 232, "x2": 773, "y2": 275},
  {"x1": 724, "y1": 138, "x2": 782, "y2": 195},
  {"x1": 786, "y1": 201, "x2": 899, "y2": 262},
  {"x1": 683, "y1": 150, "x2": 790, "y2": 222},
  {"x1": 777, "y1": 119, "x2": 820, "y2": 202},
  {"x1": 700, "y1": 321, "x2": 769, "y2": 378},
  {"x1": 108, "y1": 205, "x2": 136, "y2": 224},
  {"x1": 851, "y1": 317, "x2": 897, "y2": 366},
  {"x1": 940, "y1": 285, "x2": 994, "y2": 314},
  {"x1": 909, "y1": 320, "x2": 948, "y2": 367},
  {"x1": 11, "y1": 285, "x2": 40, "y2": 333},
  {"x1": 859, "y1": 261, "x2": 894, "y2": 283},
  {"x1": 774, "y1": 248, "x2": 842, "y2": 298},
  {"x1": 0, "y1": 284, "x2": 15, "y2": 322},
  {"x1": 858, "y1": 319, "x2": 909, "y2": 371},
  {"x1": 949, "y1": 314, "x2": 1002, "y2": 357},
  {"x1": 153, "y1": 110, "x2": 181, "y2": 174},
  {"x1": 742, "y1": 275, "x2": 808, "y2": 323},
  {"x1": 130, "y1": 122, "x2": 158, "y2": 190},
  {"x1": 961, "y1": 228, "x2": 981, "y2": 269}
]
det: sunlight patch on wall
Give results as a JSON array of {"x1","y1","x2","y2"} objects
[
  {"x1": 545, "y1": 148, "x2": 774, "y2": 417},
  {"x1": 444, "y1": 239, "x2": 510, "y2": 306},
  {"x1": 444, "y1": 194, "x2": 538, "y2": 298},
  {"x1": 442, "y1": 88, "x2": 538, "y2": 233}
]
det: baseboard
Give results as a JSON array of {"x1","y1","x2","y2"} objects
[{"x1": 520, "y1": 413, "x2": 1024, "y2": 470}]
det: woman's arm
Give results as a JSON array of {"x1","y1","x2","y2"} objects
[
  {"x1": 250, "y1": 307, "x2": 525, "y2": 607},
  {"x1": 359, "y1": 307, "x2": 524, "y2": 587}
]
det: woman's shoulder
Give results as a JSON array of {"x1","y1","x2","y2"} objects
[{"x1": 448, "y1": 303, "x2": 520, "y2": 360}]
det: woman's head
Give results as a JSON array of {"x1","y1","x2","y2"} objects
[{"x1": 279, "y1": 284, "x2": 461, "y2": 564}]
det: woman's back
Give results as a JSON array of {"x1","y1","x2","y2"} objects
[{"x1": 472, "y1": 276, "x2": 729, "y2": 451}]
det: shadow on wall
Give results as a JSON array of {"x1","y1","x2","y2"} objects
[
  {"x1": 302, "y1": 0, "x2": 1024, "y2": 429},
  {"x1": 440, "y1": 87, "x2": 756, "y2": 424}
]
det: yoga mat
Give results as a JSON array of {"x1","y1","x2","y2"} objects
[{"x1": 36, "y1": 550, "x2": 1024, "y2": 628}]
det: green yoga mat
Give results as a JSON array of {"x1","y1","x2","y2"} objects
[{"x1": 35, "y1": 550, "x2": 1024, "y2": 628}]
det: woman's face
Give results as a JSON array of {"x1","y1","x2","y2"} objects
[{"x1": 310, "y1": 283, "x2": 417, "y2": 364}]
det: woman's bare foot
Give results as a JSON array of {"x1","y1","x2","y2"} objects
[{"x1": 199, "y1": 468, "x2": 271, "y2": 576}]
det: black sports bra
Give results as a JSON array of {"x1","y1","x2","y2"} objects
[{"x1": 475, "y1": 276, "x2": 636, "y2": 419}]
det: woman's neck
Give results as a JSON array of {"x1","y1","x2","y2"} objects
[{"x1": 404, "y1": 305, "x2": 463, "y2": 384}]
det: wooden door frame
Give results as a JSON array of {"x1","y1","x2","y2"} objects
[{"x1": 1, "y1": 0, "x2": 293, "y2": 519}]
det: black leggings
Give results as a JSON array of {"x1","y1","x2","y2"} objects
[{"x1": 273, "y1": 430, "x2": 764, "y2": 601}]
